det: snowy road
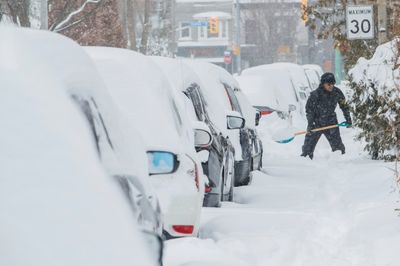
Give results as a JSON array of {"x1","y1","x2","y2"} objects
[{"x1": 163, "y1": 114, "x2": 400, "y2": 266}]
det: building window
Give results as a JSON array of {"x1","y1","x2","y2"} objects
[
  {"x1": 199, "y1": 19, "x2": 229, "y2": 40},
  {"x1": 179, "y1": 22, "x2": 192, "y2": 40}
]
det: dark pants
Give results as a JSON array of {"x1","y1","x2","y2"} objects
[{"x1": 302, "y1": 127, "x2": 345, "y2": 157}]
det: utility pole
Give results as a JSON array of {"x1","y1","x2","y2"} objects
[
  {"x1": 377, "y1": 0, "x2": 388, "y2": 44},
  {"x1": 40, "y1": 0, "x2": 48, "y2": 29},
  {"x1": 235, "y1": 0, "x2": 241, "y2": 74}
]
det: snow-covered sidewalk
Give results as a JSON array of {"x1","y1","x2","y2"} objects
[{"x1": 163, "y1": 115, "x2": 400, "y2": 266}]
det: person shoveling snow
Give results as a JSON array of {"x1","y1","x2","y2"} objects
[{"x1": 301, "y1": 73, "x2": 352, "y2": 159}]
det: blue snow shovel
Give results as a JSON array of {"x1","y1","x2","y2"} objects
[{"x1": 275, "y1": 121, "x2": 350, "y2": 144}]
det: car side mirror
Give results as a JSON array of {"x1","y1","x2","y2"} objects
[
  {"x1": 226, "y1": 111, "x2": 245, "y2": 129},
  {"x1": 147, "y1": 151, "x2": 178, "y2": 175},
  {"x1": 288, "y1": 104, "x2": 297, "y2": 112},
  {"x1": 193, "y1": 121, "x2": 213, "y2": 148}
]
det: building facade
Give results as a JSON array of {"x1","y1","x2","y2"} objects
[{"x1": 173, "y1": 0, "x2": 235, "y2": 69}]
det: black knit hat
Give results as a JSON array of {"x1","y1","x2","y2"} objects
[{"x1": 321, "y1": 72, "x2": 336, "y2": 84}]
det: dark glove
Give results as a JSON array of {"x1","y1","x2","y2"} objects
[{"x1": 346, "y1": 121, "x2": 352, "y2": 128}]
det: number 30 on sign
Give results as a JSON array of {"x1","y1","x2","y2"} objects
[{"x1": 346, "y1": 5, "x2": 374, "y2": 40}]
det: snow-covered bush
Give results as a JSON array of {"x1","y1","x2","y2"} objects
[{"x1": 348, "y1": 39, "x2": 400, "y2": 160}]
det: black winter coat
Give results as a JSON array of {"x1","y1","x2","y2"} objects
[{"x1": 306, "y1": 85, "x2": 351, "y2": 128}]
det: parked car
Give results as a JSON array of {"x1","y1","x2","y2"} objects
[
  {"x1": 0, "y1": 57, "x2": 156, "y2": 266},
  {"x1": 233, "y1": 87, "x2": 263, "y2": 171},
  {"x1": 185, "y1": 60, "x2": 259, "y2": 187},
  {"x1": 303, "y1": 64, "x2": 324, "y2": 78},
  {"x1": 303, "y1": 64, "x2": 324, "y2": 91},
  {"x1": 241, "y1": 64, "x2": 306, "y2": 117},
  {"x1": 235, "y1": 75, "x2": 281, "y2": 116},
  {"x1": 3, "y1": 27, "x2": 163, "y2": 263},
  {"x1": 150, "y1": 56, "x2": 236, "y2": 207},
  {"x1": 86, "y1": 47, "x2": 206, "y2": 238}
]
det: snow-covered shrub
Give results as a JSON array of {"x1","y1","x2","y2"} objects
[{"x1": 349, "y1": 39, "x2": 400, "y2": 160}]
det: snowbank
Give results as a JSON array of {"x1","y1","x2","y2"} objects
[{"x1": 349, "y1": 38, "x2": 400, "y2": 99}]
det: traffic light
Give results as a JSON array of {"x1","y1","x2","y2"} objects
[
  {"x1": 301, "y1": 0, "x2": 308, "y2": 23},
  {"x1": 209, "y1": 16, "x2": 219, "y2": 34}
]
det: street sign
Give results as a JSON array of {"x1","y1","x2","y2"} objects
[
  {"x1": 190, "y1": 21, "x2": 208, "y2": 27},
  {"x1": 346, "y1": 5, "x2": 374, "y2": 40}
]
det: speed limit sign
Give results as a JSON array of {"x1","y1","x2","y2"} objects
[{"x1": 346, "y1": 5, "x2": 374, "y2": 40}]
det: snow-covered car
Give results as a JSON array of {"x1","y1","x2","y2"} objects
[
  {"x1": 303, "y1": 64, "x2": 324, "y2": 78},
  {"x1": 241, "y1": 63, "x2": 308, "y2": 117},
  {"x1": 150, "y1": 56, "x2": 236, "y2": 207},
  {"x1": 233, "y1": 87, "x2": 263, "y2": 171},
  {"x1": 303, "y1": 64, "x2": 323, "y2": 91},
  {"x1": 86, "y1": 47, "x2": 205, "y2": 238},
  {"x1": 0, "y1": 58, "x2": 157, "y2": 266},
  {"x1": 185, "y1": 60, "x2": 258, "y2": 187},
  {"x1": 235, "y1": 75, "x2": 281, "y2": 116},
  {"x1": 1, "y1": 27, "x2": 163, "y2": 263}
]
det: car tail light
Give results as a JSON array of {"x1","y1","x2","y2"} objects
[
  {"x1": 172, "y1": 225, "x2": 194, "y2": 234},
  {"x1": 260, "y1": 110, "x2": 274, "y2": 116},
  {"x1": 186, "y1": 155, "x2": 200, "y2": 191}
]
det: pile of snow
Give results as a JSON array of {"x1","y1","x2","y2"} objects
[{"x1": 349, "y1": 38, "x2": 400, "y2": 98}]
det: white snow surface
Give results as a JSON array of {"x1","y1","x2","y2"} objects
[{"x1": 163, "y1": 112, "x2": 400, "y2": 266}]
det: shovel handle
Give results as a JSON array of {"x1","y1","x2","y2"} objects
[{"x1": 294, "y1": 123, "x2": 346, "y2": 136}]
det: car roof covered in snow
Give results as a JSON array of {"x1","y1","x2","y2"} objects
[
  {"x1": 85, "y1": 47, "x2": 191, "y2": 154},
  {"x1": 150, "y1": 56, "x2": 203, "y2": 94},
  {"x1": 183, "y1": 60, "x2": 236, "y2": 131},
  {"x1": 183, "y1": 60, "x2": 244, "y2": 159},
  {"x1": 303, "y1": 64, "x2": 324, "y2": 78},
  {"x1": 0, "y1": 26, "x2": 149, "y2": 181},
  {"x1": 0, "y1": 50, "x2": 154, "y2": 266},
  {"x1": 150, "y1": 56, "x2": 205, "y2": 128}
]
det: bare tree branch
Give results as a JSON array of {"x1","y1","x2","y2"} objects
[{"x1": 53, "y1": 0, "x2": 102, "y2": 32}]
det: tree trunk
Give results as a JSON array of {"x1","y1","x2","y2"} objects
[
  {"x1": 139, "y1": 0, "x2": 151, "y2": 54},
  {"x1": 126, "y1": 0, "x2": 136, "y2": 50}
]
